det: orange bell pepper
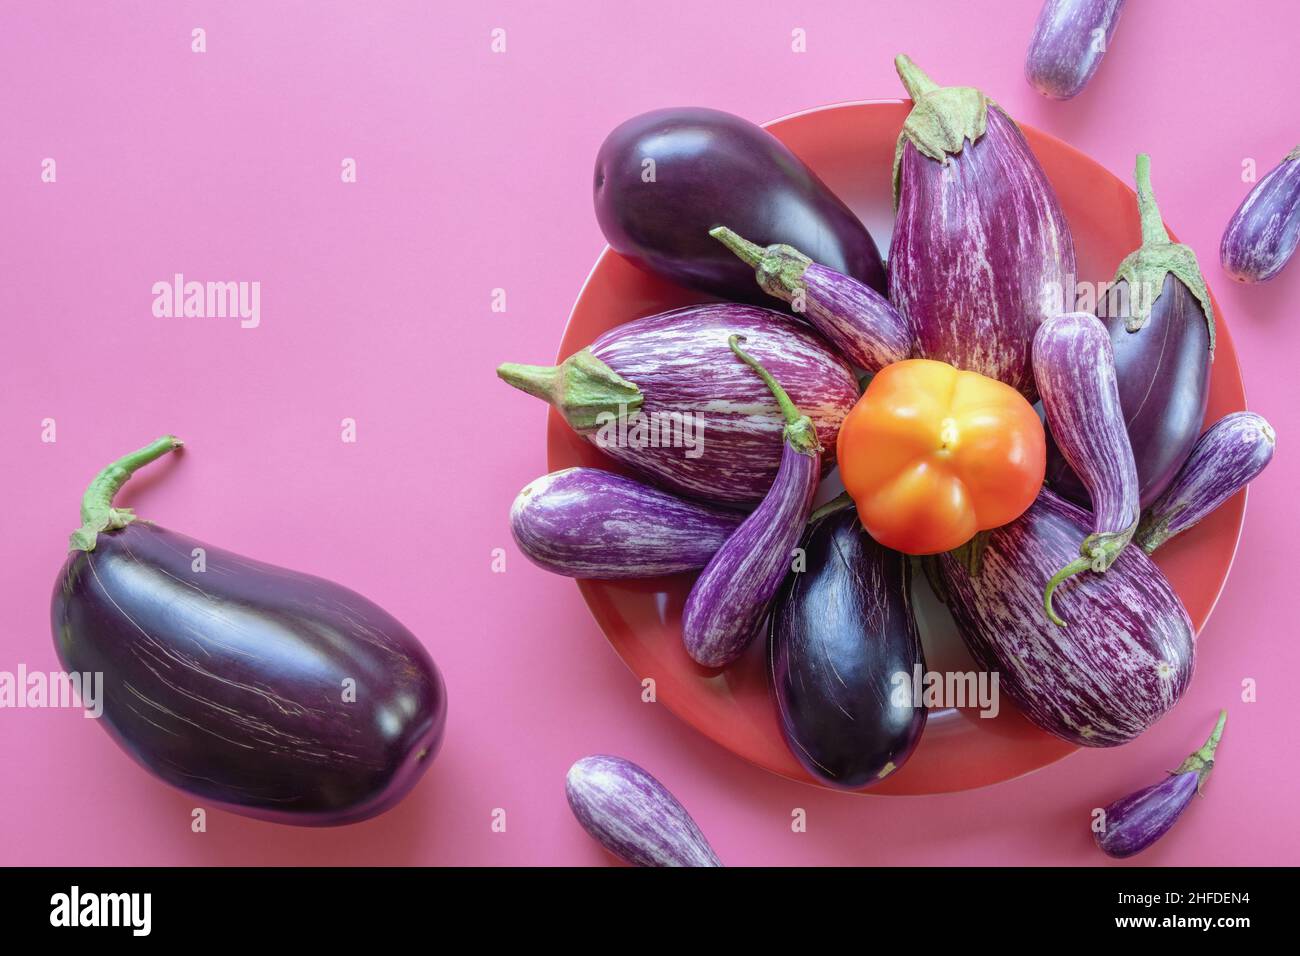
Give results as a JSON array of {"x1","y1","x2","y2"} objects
[{"x1": 837, "y1": 359, "x2": 1045, "y2": 555}]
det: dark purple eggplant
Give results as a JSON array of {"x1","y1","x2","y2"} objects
[
  {"x1": 52, "y1": 437, "x2": 447, "y2": 826},
  {"x1": 890, "y1": 54, "x2": 1077, "y2": 402},
  {"x1": 1137, "y1": 412, "x2": 1276, "y2": 553},
  {"x1": 565, "y1": 755, "x2": 721, "y2": 867},
  {"x1": 769, "y1": 503, "x2": 926, "y2": 789},
  {"x1": 510, "y1": 466, "x2": 743, "y2": 578},
  {"x1": 1025, "y1": 0, "x2": 1126, "y2": 100},
  {"x1": 937, "y1": 488, "x2": 1193, "y2": 747},
  {"x1": 1095, "y1": 709, "x2": 1226, "y2": 858},
  {"x1": 593, "y1": 107, "x2": 886, "y2": 303},
  {"x1": 1033, "y1": 312, "x2": 1140, "y2": 624},
  {"x1": 1221, "y1": 145, "x2": 1300, "y2": 283},
  {"x1": 497, "y1": 304, "x2": 857, "y2": 506},
  {"x1": 709, "y1": 226, "x2": 912, "y2": 372},
  {"x1": 1046, "y1": 154, "x2": 1214, "y2": 510},
  {"x1": 683, "y1": 337, "x2": 821, "y2": 668}
]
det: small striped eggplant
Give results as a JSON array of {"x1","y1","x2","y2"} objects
[
  {"x1": 1025, "y1": 0, "x2": 1126, "y2": 100},
  {"x1": 565, "y1": 755, "x2": 721, "y2": 867},
  {"x1": 890, "y1": 54, "x2": 1077, "y2": 402},
  {"x1": 509, "y1": 467, "x2": 743, "y2": 578},
  {"x1": 1221, "y1": 146, "x2": 1300, "y2": 283},
  {"x1": 1095, "y1": 710, "x2": 1226, "y2": 858},
  {"x1": 1137, "y1": 412, "x2": 1276, "y2": 553},
  {"x1": 497, "y1": 304, "x2": 857, "y2": 506},
  {"x1": 683, "y1": 337, "x2": 821, "y2": 669},
  {"x1": 709, "y1": 226, "x2": 912, "y2": 372},
  {"x1": 937, "y1": 488, "x2": 1194, "y2": 748},
  {"x1": 1034, "y1": 312, "x2": 1140, "y2": 625},
  {"x1": 769, "y1": 502, "x2": 927, "y2": 789},
  {"x1": 1047, "y1": 154, "x2": 1214, "y2": 511}
]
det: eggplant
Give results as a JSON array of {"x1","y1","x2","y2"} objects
[
  {"x1": 937, "y1": 488, "x2": 1194, "y2": 747},
  {"x1": 1096, "y1": 710, "x2": 1226, "y2": 858},
  {"x1": 565, "y1": 755, "x2": 721, "y2": 867},
  {"x1": 1033, "y1": 312, "x2": 1140, "y2": 624},
  {"x1": 1025, "y1": 0, "x2": 1126, "y2": 100},
  {"x1": 683, "y1": 337, "x2": 821, "y2": 668},
  {"x1": 889, "y1": 54, "x2": 1077, "y2": 401},
  {"x1": 769, "y1": 503, "x2": 926, "y2": 789},
  {"x1": 510, "y1": 467, "x2": 743, "y2": 578},
  {"x1": 1221, "y1": 145, "x2": 1300, "y2": 283},
  {"x1": 1137, "y1": 412, "x2": 1276, "y2": 553},
  {"x1": 52, "y1": 437, "x2": 447, "y2": 826},
  {"x1": 497, "y1": 304, "x2": 857, "y2": 505},
  {"x1": 1046, "y1": 154, "x2": 1214, "y2": 510},
  {"x1": 593, "y1": 107, "x2": 886, "y2": 303},
  {"x1": 709, "y1": 226, "x2": 912, "y2": 372}
]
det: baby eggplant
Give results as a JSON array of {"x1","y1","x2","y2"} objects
[
  {"x1": 1025, "y1": 0, "x2": 1126, "y2": 100},
  {"x1": 1221, "y1": 145, "x2": 1300, "y2": 283},
  {"x1": 594, "y1": 107, "x2": 886, "y2": 303},
  {"x1": 52, "y1": 437, "x2": 447, "y2": 826}
]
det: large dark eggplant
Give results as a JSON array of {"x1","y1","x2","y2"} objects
[
  {"x1": 769, "y1": 504, "x2": 926, "y2": 789},
  {"x1": 593, "y1": 107, "x2": 886, "y2": 303},
  {"x1": 1046, "y1": 155, "x2": 1213, "y2": 509},
  {"x1": 52, "y1": 437, "x2": 447, "y2": 826},
  {"x1": 937, "y1": 488, "x2": 1193, "y2": 747}
]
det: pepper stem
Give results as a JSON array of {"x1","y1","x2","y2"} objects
[
  {"x1": 895, "y1": 54, "x2": 939, "y2": 101},
  {"x1": 1134, "y1": 153, "x2": 1171, "y2": 247},
  {"x1": 1043, "y1": 555, "x2": 1092, "y2": 626},
  {"x1": 70, "y1": 435, "x2": 182, "y2": 552},
  {"x1": 709, "y1": 227, "x2": 764, "y2": 268},
  {"x1": 728, "y1": 335, "x2": 821, "y2": 457},
  {"x1": 1174, "y1": 709, "x2": 1228, "y2": 792}
]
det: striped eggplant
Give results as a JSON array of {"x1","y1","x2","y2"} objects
[
  {"x1": 709, "y1": 226, "x2": 911, "y2": 372},
  {"x1": 53, "y1": 438, "x2": 447, "y2": 826},
  {"x1": 1221, "y1": 145, "x2": 1300, "y2": 283},
  {"x1": 1034, "y1": 312, "x2": 1139, "y2": 625},
  {"x1": 510, "y1": 467, "x2": 743, "y2": 578},
  {"x1": 1047, "y1": 154, "x2": 1214, "y2": 511},
  {"x1": 1025, "y1": 0, "x2": 1126, "y2": 100},
  {"x1": 683, "y1": 337, "x2": 821, "y2": 668},
  {"x1": 1137, "y1": 412, "x2": 1276, "y2": 553},
  {"x1": 1095, "y1": 710, "x2": 1226, "y2": 858},
  {"x1": 937, "y1": 488, "x2": 1194, "y2": 748},
  {"x1": 769, "y1": 502, "x2": 926, "y2": 789},
  {"x1": 497, "y1": 304, "x2": 857, "y2": 506},
  {"x1": 890, "y1": 54, "x2": 1077, "y2": 402},
  {"x1": 565, "y1": 755, "x2": 721, "y2": 867},
  {"x1": 593, "y1": 107, "x2": 886, "y2": 304}
]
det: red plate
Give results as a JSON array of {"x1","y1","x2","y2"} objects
[{"x1": 546, "y1": 100, "x2": 1246, "y2": 794}]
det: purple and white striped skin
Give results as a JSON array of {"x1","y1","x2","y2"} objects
[
  {"x1": 1137, "y1": 412, "x2": 1276, "y2": 554},
  {"x1": 565, "y1": 755, "x2": 722, "y2": 867},
  {"x1": 510, "y1": 467, "x2": 743, "y2": 579},
  {"x1": 1034, "y1": 312, "x2": 1140, "y2": 625},
  {"x1": 1025, "y1": 0, "x2": 1126, "y2": 100},
  {"x1": 709, "y1": 226, "x2": 911, "y2": 372},
  {"x1": 497, "y1": 304, "x2": 857, "y2": 506},
  {"x1": 937, "y1": 488, "x2": 1194, "y2": 748},
  {"x1": 890, "y1": 54, "x2": 1077, "y2": 403},
  {"x1": 1047, "y1": 155, "x2": 1214, "y2": 511},
  {"x1": 683, "y1": 337, "x2": 822, "y2": 669},
  {"x1": 1096, "y1": 710, "x2": 1226, "y2": 858},
  {"x1": 1221, "y1": 146, "x2": 1300, "y2": 283}
]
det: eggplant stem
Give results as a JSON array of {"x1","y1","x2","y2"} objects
[
  {"x1": 71, "y1": 436, "x2": 183, "y2": 553},
  {"x1": 1176, "y1": 709, "x2": 1228, "y2": 793},
  {"x1": 728, "y1": 335, "x2": 821, "y2": 457},
  {"x1": 1043, "y1": 555, "x2": 1093, "y2": 626},
  {"x1": 808, "y1": 491, "x2": 852, "y2": 524},
  {"x1": 1134, "y1": 153, "x2": 1172, "y2": 248},
  {"x1": 496, "y1": 361, "x2": 560, "y2": 402},
  {"x1": 894, "y1": 54, "x2": 939, "y2": 101},
  {"x1": 709, "y1": 226, "x2": 764, "y2": 268}
]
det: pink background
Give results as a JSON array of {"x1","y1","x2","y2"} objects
[{"x1": 1, "y1": 0, "x2": 1296, "y2": 866}]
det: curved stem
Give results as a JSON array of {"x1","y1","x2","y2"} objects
[
  {"x1": 728, "y1": 335, "x2": 800, "y2": 426},
  {"x1": 1043, "y1": 555, "x2": 1093, "y2": 626},
  {"x1": 1175, "y1": 709, "x2": 1228, "y2": 792},
  {"x1": 1134, "y1": 153, "x2": 1171, "y2": 247},
  {"x1": 709, "y1": 226, "x2": 764, "y2": 268},
  {"x1": 895, "y1": 54, "x2": 939, "y2": 101},
  {"x1": 71, "y1": 435, "x2": 183, "y2": 552}
]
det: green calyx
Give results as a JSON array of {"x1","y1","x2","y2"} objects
[
  {"x1": 728, "y1": 334, "x2": 822, "y2": 457},
  {"x1": 1174, "y1": 709, "x2": 1228, "y2": 793},
  {"x1": 950, "y1": 530, "x2": 990, "y2": 577},
  {"x1": 497, "y1": 350, "x2": 643, "y2": 434},
  {"x1": 709, "y1": 226, "x2": 813, "y2": 306},
  {"x1": 1112, "y1": 153, "x2": 1216, "y2": 353},
  {"x1": 70, "y1": 435, "x2": 183, "y2": 552},
  {"x1": 1286, "y1": 144, "x2": 1300, "y2": 163},
  {"x1": 1043, "y1": 522, "x2": 1138, "y2": 626},
  {"x1": 892, "y1": 54, "x2": 994, "y2": 208}
]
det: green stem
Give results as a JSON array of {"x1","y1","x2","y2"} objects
[
  {"x1": 70, "y1": 436, "x2": 183, "y2": 552},
  {"x1": 497, "y1": 351, "x2": 643, "y2": 433},
  {"x1": 1174, "y1": 709, "x2": 1228, "y2": 792},
  {"x1": 809, "y1": 491, "x2": 852, "y2": 524},
  {"x1": 709, "y1": 226, "x2": 764, "y2": 268},
  {"x1": 1043, "y1": 555, "x2": 1092, "y2": 626},
  {"x1": 1134, "y1": 153, "x2": 1171, "y2": 247},
  {"x1": 496, "y1": 362, "x2": 560, "y2": 403},
  {"x1": 728, "y1": 335, "x2": 821, "y2": 457},
  {"x1": 894, "y1": 54, "x2": 939, "y2": 101}
]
